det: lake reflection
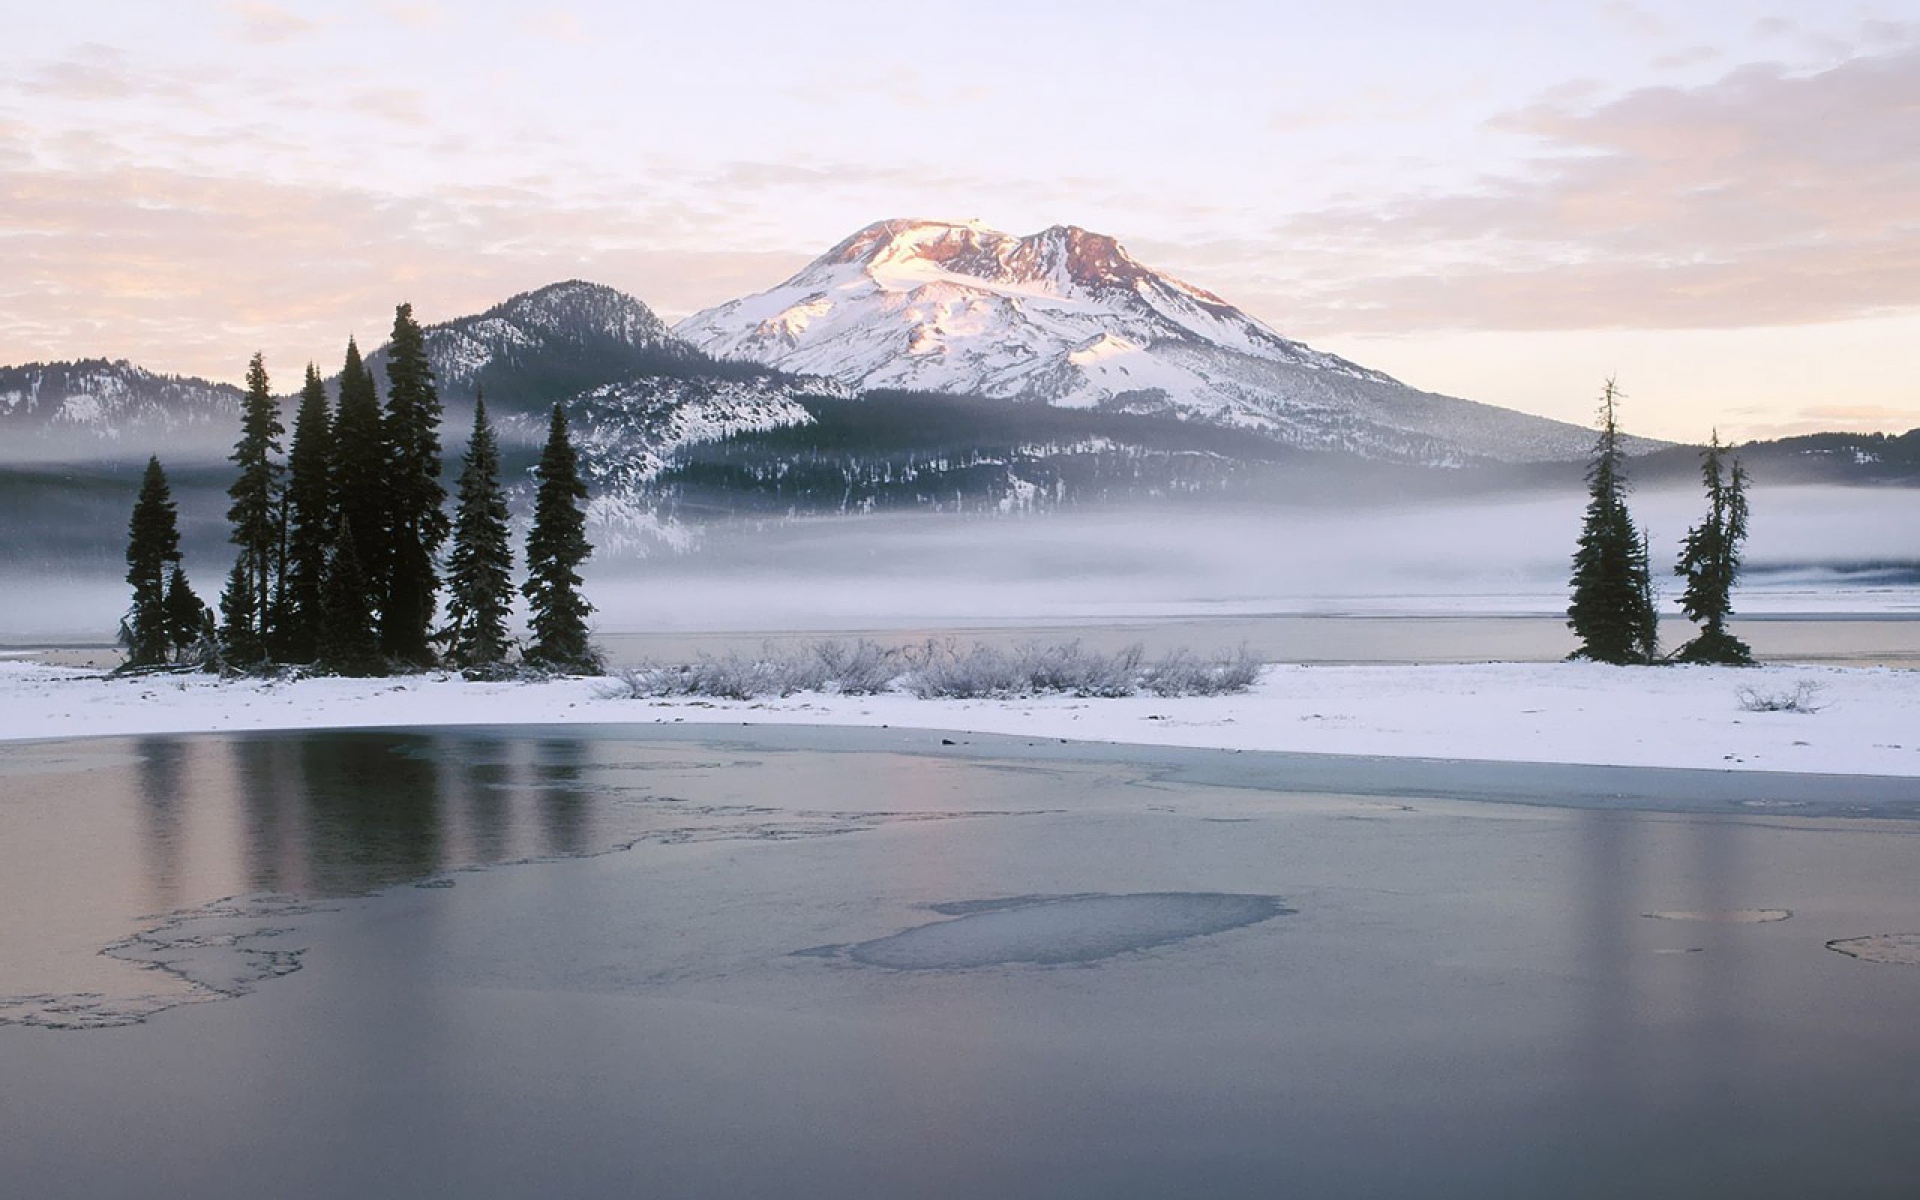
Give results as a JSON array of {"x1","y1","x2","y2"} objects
[
  {"x1": 5, "y1": 727, "x2": 1920, "y2": 1196},
  {"x1": 135, "y1": 733, "x2": 608, "y2": 904},
  {"x1": 0, "y1": 730, "x2": 802, "y2": 1015}
]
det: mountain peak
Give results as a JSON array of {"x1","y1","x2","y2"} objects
[
  {"x1": 480, "y1": 279, "x2": 677, "y2": 346},
  {"x1": 361, "y1": 280, "x2": 700, "y2": 411},
  {"x1": 815, "y1": 218, "x2": 1171, "y2": 298}
]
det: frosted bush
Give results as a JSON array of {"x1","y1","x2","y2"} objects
[
  {"x1": 808, "y1": 639, "x2": 899, "y2": 695},
  {"x1": 899, "y1": 640, "x2": 1024, "y2": 699},
  {"x1": 1142, "y1": 646, "x2": 1262, "y2": 696},
  {"x1": 608, "y1": 639, "x2": 1264, "y2": 701},
  {"x1": 1012, "y1": 640, "x2": 1143, "y2": 698},
  {"x1": 610, "y1": 645, "x2": 822, "y2": 700}
]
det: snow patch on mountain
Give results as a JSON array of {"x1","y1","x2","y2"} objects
[
  {"x1": 0, "y1": 360, "x2": 242, "y2": 447},
  {"x1": 552, "y1": 372, "x2": 853, "y2": 554}
]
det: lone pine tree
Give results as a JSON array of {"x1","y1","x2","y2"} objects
[
  {"x1": 225, "y1": 352, "x2": 284, "y2": 660},
  {"x1": 1567, "y1": 378, "x2": 1658, "y2": 664},
  {"x1": 443, "y1": 392, "x2": 514, "y2": 670},
  {"x1": 280, "y1": 362, "x2": 335, "y2": 662},
  {"x1": 523, "y1": 403, "x2": 597, "y2": 672},
  {"x1": 331, "y1": 337, "x2": 389, "y2": 634},
  {"x1": 1674, "y1": 432, "x2": 1753, "y2": 664},
  {"x1": 122, "y1": 456, "x2": 184, "y2": 668},
  {"x1": 379, "y1": 303, "x2": 449, "y2": 666}
]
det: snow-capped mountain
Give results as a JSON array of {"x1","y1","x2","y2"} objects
[
  {"x1": 677, "y1": 219, "x2": 1607, "y2": 464},
  {"x1": 0, "y1": 360, "x2": 242, "y2": 452}
]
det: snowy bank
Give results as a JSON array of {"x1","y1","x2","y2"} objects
[{"x1": 2, "y1": 660, "x2": 1916, "y2": 777}]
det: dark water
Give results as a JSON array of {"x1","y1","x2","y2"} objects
[{"x1": 3, "y1": 726, "x2": 1920, "y2": 1198}]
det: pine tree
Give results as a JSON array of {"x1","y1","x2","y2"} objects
[
  {"x1": 226, "y1": 352, "x2": 284, "y2": 662},
  {"x1": 523, "y1": 403, "x2": 598, "y2": 672},
  {"x1": 279, "y1": 362, "x2": 335, "y2": 662},
  {"x1": 163, "y1": 565, "x2": 214, "y2": 663},
  {"x1": 443, "y1": 392, "x2": 514, "y2": 670},
  {"x1": 1674, "y1": 432, "x2": 1753, "y2": 664},
  {"x1": 379, "y1": 303, "x2": 449, "y2": 666},
  {"x1": 219, "y1": 558, "x2": 265, "y2": 666},
  {"x1": 1567, "y1": 378, "x2": 1658, "y2": 664},
  {"x1": 121, "y1": 456, "x2": 182, "y2": 668},
  {"x1": 331, "y1": 337, "x2": 389, "y2": 638},
  {"x1": 318, "y1": 515, "x2": 382, "y2": 676}
]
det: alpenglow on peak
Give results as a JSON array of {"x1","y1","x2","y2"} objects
[
  {"x1": 818, "y1": 218, "x2": 1171, "y2": 296},
  {"x1": 675, "y1": 217, "x2": 1390, "y2": 401}
]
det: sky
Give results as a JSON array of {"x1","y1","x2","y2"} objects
[{"x1": 3, "y1": 0, "x2": 1918, "y2": 442}]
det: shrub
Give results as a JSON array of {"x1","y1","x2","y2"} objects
[
  {"x1": 809, "y1": 639, "x2": 899, "y2": 695},
  {"x1": 1142, "y1": 646, "x2": 1263, "y2": 696},
  {"x1": 1735, "y1": 679, "x2": 1826, "y2": 714}
]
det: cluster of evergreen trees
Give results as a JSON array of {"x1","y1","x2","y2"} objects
[
  {"x1": 1567, "y1": 379, "x2": 1753, "y2": 665},
  {"x1": 121, "y1": 304, "x2": 599, "y2": 676}
]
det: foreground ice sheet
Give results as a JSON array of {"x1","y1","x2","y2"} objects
[{"x1": 814, "y1": 893, "x2": 1293, "y2": 969}]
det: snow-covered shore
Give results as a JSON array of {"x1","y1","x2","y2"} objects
[{"x1": 2, "y1": 659, "x2": 1916, "y2": 776}]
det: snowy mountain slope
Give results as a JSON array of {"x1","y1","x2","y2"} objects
[
  {"x1": 364, "y1": 280, "x2": 710, "y2": 416},
  {"x1": 560, "y1": 373, "x2": 850, "y2": 554},
  {"x1": 0, "y1": 360, "x2": 242, "y2": 456},
  {"x1": 676, "y1": 219, "x2": 1612, "y2": 464}
]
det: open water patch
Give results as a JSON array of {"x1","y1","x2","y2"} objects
[{"x1": 817, "y1": 892, "x2": 1292, "y2": 971}]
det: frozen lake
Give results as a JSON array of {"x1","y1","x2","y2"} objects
[{"x1": 4, "y1": 726, "x2": 1920, "y2": 1197}]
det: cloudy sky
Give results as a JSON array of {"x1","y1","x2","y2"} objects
[{"x1": 5, "y1": 0, "x2": 1918, "y2": 440}]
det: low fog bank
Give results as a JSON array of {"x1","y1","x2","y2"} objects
[
  {"x1": 2, "y1": 486, "x2": 1914, "y2": 647},
  {"x1": 0, "y1": 429, "x2": 238, "y2": 468},
  {"x1": 594, "y1": 486, "x2": 1920, "y2": 633}
]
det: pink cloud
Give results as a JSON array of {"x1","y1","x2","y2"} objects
[{"x1": 1248, "y1": 47, "x2": 1920, "y2": 334}]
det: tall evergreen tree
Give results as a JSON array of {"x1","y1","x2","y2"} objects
[
  {"x1": 379, "y1": 303, "x2": 449, "y2": 666},
  {"x1": 1567, "y1": 378, "x2": 1658, "y2": 664},
  {"x1": 1674, "y1": 432, "x2": 1753, "y2": 664},
  {"x1": 226, "y1": 352, "x2": 284, "y2": 659},
  {"x1": 279, "y1": 362, "x2": 335, "y2": 662},
  {"x1": 443, "y1": 392, "x2": 514, "y2": 669},
  {"x1": 122, "y1": 456, "x2": 183, "y2": 668},
  {"x1": 331, "y1": 337, "x2": 389, "y2": 637},
  {"x1": 318, "y1": 515, "x2": 382, "y2": 676},
  {"x1": 523, "y1": 403, "x2": 598, "y2": 672}
]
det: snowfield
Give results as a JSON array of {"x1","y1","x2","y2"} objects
[{"x1": 2, "y1": 659, "x2": 1915, "y2": 777}]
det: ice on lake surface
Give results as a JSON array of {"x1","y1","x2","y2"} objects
[
  {"x1": 5, "y1": 725, "x2": 1920, "y2": 1198},
  {"x1": 821, "y1": 892, "x2": 1293, "y2": 969},
  {"x1": 1828, "y1": 933, "x2": 1920, "y2": 965}
]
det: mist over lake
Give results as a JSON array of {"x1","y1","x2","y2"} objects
[{"x1": 5, "y1": 485, "x2": 1916, "y2": 650}]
